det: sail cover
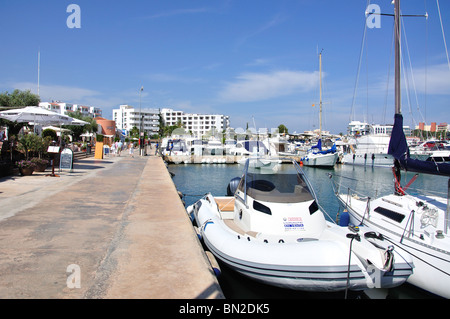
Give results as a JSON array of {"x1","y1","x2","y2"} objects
[{"x1": 388, "y1": 114, "x2": 450, "y2": 177}]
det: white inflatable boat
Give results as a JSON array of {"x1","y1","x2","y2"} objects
[{"x1": 187, "y1": 158, "x2": 414, "y2": 292}]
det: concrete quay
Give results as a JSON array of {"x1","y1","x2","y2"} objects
[{"x1": 0, "y1": 153, "x2": 224, "y2": 299}]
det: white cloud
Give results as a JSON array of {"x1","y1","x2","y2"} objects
[
  {"x1": 218, "y1": 70, "x2": 320, "y2": 102},
  {"x1": 409, "y1": 63, "x2": 450, "y2": 95},
  {"x1": 11, "y1": 82, "x2": 100, "y2": 102},
  {"x1": 236, "y1": 13, "x2": 286, "y2": 49}
]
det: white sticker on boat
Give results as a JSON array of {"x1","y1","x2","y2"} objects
[{"x1": 283, "y1": 217, "x2": 305, "y2": 231}]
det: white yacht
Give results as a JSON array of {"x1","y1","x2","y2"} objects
[{"x1": 341, "y1": 134, "x2": 393, "y2": 167}]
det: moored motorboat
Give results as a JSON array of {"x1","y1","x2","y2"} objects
[{"x1": 187, "y1": 158, "x2": 413, "y2": 292}]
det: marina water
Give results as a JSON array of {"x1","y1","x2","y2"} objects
[{"x1": 169, "y1": 162, "x2": 445, "y2": 299}]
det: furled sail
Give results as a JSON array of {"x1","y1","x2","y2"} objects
[{"x1": 388, "y1": 113, "x2": 450, "y2": 177}]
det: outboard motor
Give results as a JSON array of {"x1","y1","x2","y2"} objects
[{"x1": 227, "y1": 177, "x2": 241, "y2": 196}]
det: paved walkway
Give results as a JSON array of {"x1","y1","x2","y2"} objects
[{"x1": 0, "y1": 153, "x2": 224, "y2": 299}]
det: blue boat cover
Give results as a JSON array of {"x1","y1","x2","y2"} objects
[
  {"x1": 311, "y1": 139, "x2": 322, "y2": 150},
  {"x1": 310, "y1": 139, "x2": 336, "y2": 155},
  {"x1": 388, "y1": 114, "x2": 450, "y2": 177}
]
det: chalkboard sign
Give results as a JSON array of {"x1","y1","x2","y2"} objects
[{"x1": 60, "y1": 148, "x2": 73, "y2": 171}]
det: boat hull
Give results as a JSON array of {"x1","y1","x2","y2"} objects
[
  {"x1": 301, "y1": 152, "x2": 338, "y2": 167},
  {"x1": 342, "y1": 153, "x2": 393, "y2": 167},
  {"x1": 337, "y1": 193, "x2": 450, "y2": 298},
  {"x1": 203, "y1": 233, "x2": 410, "y2": 292}
]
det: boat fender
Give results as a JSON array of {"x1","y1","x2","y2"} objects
[
  {"x1": 338, "y1": 210, "x2": 350, "y2": 227},
  {"x1": 205, "y1": 251, "x2": 221, "y2": 277},
  {"x1": 194, "y1": 226, "x2": 202, "y2": 240},
  {"x1": 227, "y1": 177, "x2": 241, "y2": 196}
]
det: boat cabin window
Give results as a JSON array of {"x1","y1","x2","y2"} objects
[{"x1": 239, "y1": 172, "x2": 314, "y2": 203}]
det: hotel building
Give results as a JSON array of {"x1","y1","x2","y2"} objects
[
  {"x1": 39, "y1": 102, "x2": 102, "y2": 118},
  {"x1": 160, "y1": 108, "x2": 230, "y2": 138},
  {"x1": 112, "y1": 104, "x2": 160, "y2": 136}
]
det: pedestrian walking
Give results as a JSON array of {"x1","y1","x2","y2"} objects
[
  {"x1": 129, "y1": 143, "x2": 134, "y2": 158},
  {"x1": 117, "y1": 140, "x2": 123, "y2": 156}
]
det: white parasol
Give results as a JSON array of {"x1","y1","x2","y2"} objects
[{"x1": 0, "y1": 106, "x2": 74, "y2": 125}]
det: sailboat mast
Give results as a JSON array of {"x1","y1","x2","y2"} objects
[
  {"x1": 395, "y1": 0, "x2": 401, "y2": 115},
  {"x1": 319, "y1": 52, "x2": 323, "y2": 139}
]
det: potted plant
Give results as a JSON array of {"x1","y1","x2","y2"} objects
[
  {"x1": 16, "y1": 160, "x2": 36, "y2": 176},
  {"x1": 31, "y1": 157, "x2": 49, "y2": 172}
]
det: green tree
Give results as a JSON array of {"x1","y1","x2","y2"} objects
[
  {"x1": 278, "y1": 124, "x2": 288, "y2": 134},
  {"x1": 66, "y1": 111, "x2": 98, "y2": 141},
  {"x1": 17, "y1": 134, "x2": 42, "y2": 160},
  {"x1": 0, "y1": 89, "x2": 41, "y2": 137},
  {"x1": 0, "y1": 89, "x2": 40, "y2": 107},
  {"x1": 42, "y1": 128, "x2": 58, "y2": 141},
  {"x1": 130, "y1": 126, "x2": 139, "y2": 138}
]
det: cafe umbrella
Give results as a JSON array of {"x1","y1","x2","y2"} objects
[
  {"x1": 0, "y1": 106, "x2": 75, "y2": 126},
  {"x1": 0, "y1": 106, "x2": 85, "y2": 176}
]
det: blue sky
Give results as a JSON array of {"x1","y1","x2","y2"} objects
[{"x1": 1, "y1": 0, "x2": 449, "y2": 134}]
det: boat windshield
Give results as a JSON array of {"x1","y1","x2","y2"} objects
[{"x1": 237, "y1": 159, "x2": 314, "y2": 203}]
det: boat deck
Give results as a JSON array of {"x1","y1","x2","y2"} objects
[
  {"x1": 214, "y1": 197, "x2": 259, "y2": 238},
  {"x1": 215, "y1": 197, "x2": 235, "y2": 212}
]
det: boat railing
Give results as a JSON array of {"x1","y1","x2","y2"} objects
[
  {"x1": 328, "y1": 174, "x2": 372, "y2": 202},
  {"x1": 293, "y1": 160, "x2": 337, "y2": 223},
  {"x1": 400, "y1": 210, "x2": 416, "y2": 242},
  {"x1": 235, "y1": 159, "x2": 250, "y2": 209}
]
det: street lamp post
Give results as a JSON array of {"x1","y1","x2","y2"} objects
[{"x1": 139, "y1": 86, "x2": 143, "y2": 156}]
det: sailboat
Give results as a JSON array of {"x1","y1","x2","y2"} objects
[
  {"x1": 334, "y1": 0, "x2": 450, "y2": 298},
  {"x1": 301, "y1": 52, "x2": 338, "y2": 168}
]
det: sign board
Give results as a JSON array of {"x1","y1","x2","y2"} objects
[
  {"x1": 60, "y1": 148, "x2": 73, "y2": 171},
  {"x1": 94, "y1": 142, "x2": 104, "y2": 159},
  {"x1": 47, "y1": 146, "x2": 60, "y2": 153}
]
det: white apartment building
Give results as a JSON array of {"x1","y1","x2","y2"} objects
[
  {"x1": 160, "y1": 108, "x2": 230, "y2": 138},
  {"x1": 348, "y1": 121, "x2": 411, "y2": 136},
  {"x1": 113, "y1": 105, "x2": 159, "y2": 136},
  {"x1": 39, "y1": 102, "x2": 102, "y2": 118},
  {"x1": 347, "y1": 120, "x2": 370, "y2": 136}
]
